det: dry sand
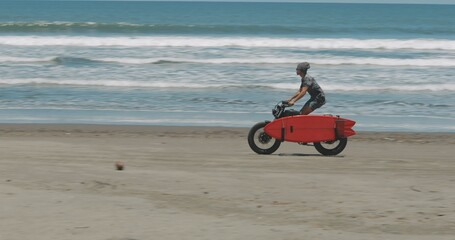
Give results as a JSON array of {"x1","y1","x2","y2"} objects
[{"x1": 1, "y1": 124, "x2": 454, "y2": 240}]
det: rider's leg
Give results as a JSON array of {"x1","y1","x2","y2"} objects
[
  {"x1": 300, "y1": 95, "x2": 325, "y2": 115},
  {"x1": 300, "y1": 99, "x2": 313, "y2": 115},
  {"x1": 300, "y1": 106, "x2": 313, "y2": 115}
]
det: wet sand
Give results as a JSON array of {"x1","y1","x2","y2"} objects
[{"x1": 1, "y1": 124, "x2": 454, "y2": 240}]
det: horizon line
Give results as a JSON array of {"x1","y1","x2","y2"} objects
[{"x1": 3, "y1": 0, "x2": 455, "y2": 5}]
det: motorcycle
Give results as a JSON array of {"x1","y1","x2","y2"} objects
[{"x1": 248, "y1": 101, "x2": 356, "y2": 156}]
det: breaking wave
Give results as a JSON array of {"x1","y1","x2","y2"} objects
[
  {"x1": 1, "y1": 78, "x2": 454, "y2": 92},
  {"x1": 1, "y1": 56, "x2": 455, "y2": 67},
  {"x1": 0, "y1": 36, "x2": 454, "y2": 50},
  {"x1": 2, "y1": 21, "x2": 454, "y2": 35}
]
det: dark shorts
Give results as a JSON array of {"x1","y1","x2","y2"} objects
[{"x1": 303, "y1": 94, "x2": 326, "y2": 111}]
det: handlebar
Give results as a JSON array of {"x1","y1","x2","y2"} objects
[
  {"x1": 281, "y1": 101, "x2": 292, "y2": 107},
  {"x1": 273, "y1": 100, "x2": 294, "y2": 119}
]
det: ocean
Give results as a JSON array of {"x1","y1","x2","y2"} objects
[{"x1": 0, "y1": 1, "x2": 454, "y2": 132}]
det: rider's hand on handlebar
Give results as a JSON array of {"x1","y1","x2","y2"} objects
[{"x1": 281, "y1": 100, "x2": 294, "y2": 107}]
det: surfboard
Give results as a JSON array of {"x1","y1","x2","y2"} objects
[{"x1": 264, "y1": 115, "x2": 356, "y2": 143}]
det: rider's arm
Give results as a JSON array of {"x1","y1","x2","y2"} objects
[
  {"x1": 289, "y1": 86, "x2": 308, "y2": 105},
  {"x1": 288, "y1": 90, "x2": 300, "y2": 102}
]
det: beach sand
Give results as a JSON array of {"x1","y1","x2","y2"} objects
[{"x1": 1, "y1": 124, "x2": 454, "y2": 240}]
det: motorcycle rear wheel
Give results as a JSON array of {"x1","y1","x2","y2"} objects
[
  {"x1": 314, "y1": 138, "x2": 348, "y2": 156},
  {"x1": 248, "y1": 121, "x2": 281, "y2": 155}
]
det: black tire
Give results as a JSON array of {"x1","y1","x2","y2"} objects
[
  {"x1": 248, "y1": 121, "x2": 281, "y2": 154},
  {"x1": 314, "y1": 138, "x2": 348, "y2": 156}
]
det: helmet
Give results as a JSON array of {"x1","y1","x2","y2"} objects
[{"x1": 296, "y1": 62, "x2": 310, "y2": 71}]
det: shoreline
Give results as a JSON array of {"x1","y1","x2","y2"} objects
[{"x1": 1, "y1": 123, "x2": 454, "y2": 144}]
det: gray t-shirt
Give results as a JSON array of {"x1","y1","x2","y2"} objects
[{"x1": 300, "y1": 75, "x2": 324, "y2": 98}]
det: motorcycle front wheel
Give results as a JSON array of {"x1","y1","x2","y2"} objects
[
  {"x1": 247, "y1": 121, "x2": 281, "y2": 155},
  {"x1": 314, "y1": 138, "x2": 348, "y2": 156}
]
